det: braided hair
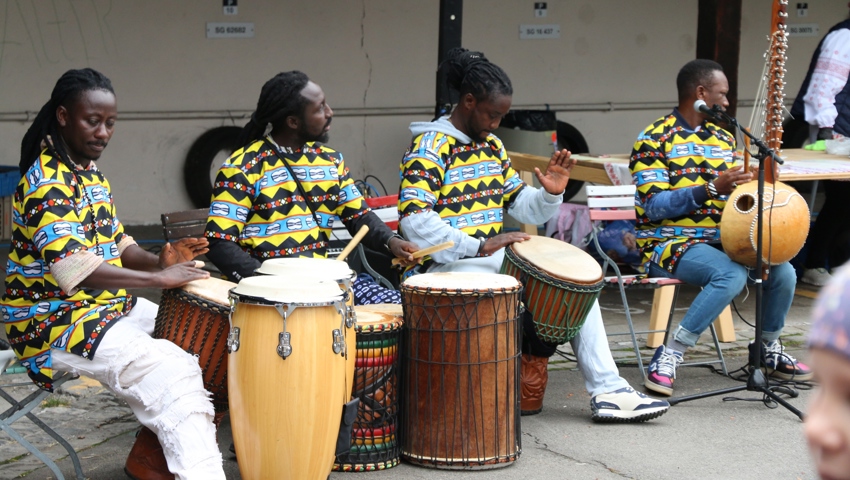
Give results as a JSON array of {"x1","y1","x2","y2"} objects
[
  {"x1": 238, "y1": 71, "x2": 311, "y2": 146},
  {"x1": 439, "y1": 47, "x2": 513, "y2": 108},
  {"x1": 19, "y1": 68, "x2": 114, "y2": 175},
  {"x1": 676, "y1": 59, "x2": 724, "y2": 102}
]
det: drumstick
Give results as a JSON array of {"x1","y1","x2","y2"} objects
[
  {"x1": 391, "y1": 241, "x2": 455, "y2": 266},
  {"x1": 337, "y1": 225, "x2": 370, "y2": 262}
]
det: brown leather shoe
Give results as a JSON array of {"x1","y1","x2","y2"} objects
[
  {"x1": 124, "y1": 427, "x2": 174, "y2": 480},
  {"x1": 520, "y1": 354, "x2": 549, "y2": 416}
]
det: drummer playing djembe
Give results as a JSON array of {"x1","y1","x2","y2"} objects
[
  {"x1": 396, "y1": 48, "x2": 669, "y2": 423},
  {"x1": 632, "y1": 59, "x2": 812, "y2": 397}
]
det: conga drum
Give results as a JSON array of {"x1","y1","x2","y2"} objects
[
  {"x1": 400, "y1": 272, "x2": 522, "y2": 469},
  {"x1": 501, "y1": 235, "x2": 603, "y2": 344},
  {"x1": 333, "y1": 304, "x2": 403, "y2": 472},
  {"x1": 154, "y1": 277, "x2": 235, "y2": 413},
  {"x1": 256, "y1": 257, "x2": 358, "y2": 393},
  {"x1": 227, "y1": 276, "x2": 349, "y2": 480}
]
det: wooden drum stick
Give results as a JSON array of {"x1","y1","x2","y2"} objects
[
  {"x1": 337, "y1": 225, "x2": 370, "y2": 262},
  {"x1": 391, "y1": 241, "x2": 455, "y2": 266}
]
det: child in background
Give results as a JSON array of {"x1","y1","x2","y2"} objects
[{"x1": 805, "y1": 264, "x2": 850, "y2": 480}]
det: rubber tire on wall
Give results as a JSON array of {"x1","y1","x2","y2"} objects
[
  {"x1": 184, "y1": 126, "x2": 243, "y2": 208},
  {"x1": 556, "y1": 121, "x2": 589, "y2": 201}
]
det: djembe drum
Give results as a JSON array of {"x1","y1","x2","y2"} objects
[
  {"x1": 227, "y1": 276, "x2": 349, "y2": 480},
  {"x1": 154, "y1": 276, "x2": 235, "y2": 413},
  {"x1": 333, "y1": 304, "x2": 403, "y2": 472},
  {"x1": 400, "y1": 272, "x2": 522, "y2": 469},
  {"x1": 501, "y1": 236, "x2": 603, "y2": 344}
]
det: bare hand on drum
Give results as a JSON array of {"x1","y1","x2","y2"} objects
[
  {"x1": 159, "y1": 237, "x2": 210, "y2": 269},
  {"x1": 480, "y1": 232, "x2": 531, "y2": 256},
  {"x1": 714, "y1": 165, "x2": 753, "y2": 195},
  {"x1": 535, "y1": 149, "x2": 576, "y2": 196},
  {"x1": 388, "y1": 237, "x2": 419, "y2": 267},
  {"x1": 157, "y1": 261, "x2": 210, "y2": 289}
]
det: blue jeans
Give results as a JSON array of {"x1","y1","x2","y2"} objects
[{"x1": 648, "y1": 243, "x2": 795, "y2": 347}]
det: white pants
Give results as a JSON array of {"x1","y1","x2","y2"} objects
[
  {"x1": 430, "y1": 250, "x2": 630, "y2": 397},
  {"x1": 52, "y1": 298, "x2": 225, "y2": 480}
]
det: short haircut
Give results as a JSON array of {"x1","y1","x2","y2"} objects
[{"x1": 676, "y1": 59, "x2": 724, "y2": 101}]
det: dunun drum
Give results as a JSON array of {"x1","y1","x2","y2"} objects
[
  {"x1": 501, "y1": 235, "x2": 603, "y2": 344},
  {"x1": 227, "y1": 276, "x2": 350, "y2": 480},
  {"x1": 720, "y1": 180, "x2": 810, "y2": 266},
  {"x1": 333, "y1": 304, "x2": 403, "y2": 472},
  {"x1": 256, "y1": 257, "x2": 358, "y2": 393},
  {"x1": 400, "y1": 272, "x2": 522, "y2": 469},
  {"x1": 154, "y1": 277, "x2": 235, "y2": 413}
]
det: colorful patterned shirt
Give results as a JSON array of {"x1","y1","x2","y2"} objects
[
  {"x1": 398, "y1": 131, "x2": 526, "y2": 270},
  {"x1": 2, "y1": 151, "x2": 135, "y2": 390},
  {"x1": 205, "y1": 138, "x2": 374, "y2": 259},
  {"x1": 630, "y1": 109, "x2": 736, "y2": 272}
]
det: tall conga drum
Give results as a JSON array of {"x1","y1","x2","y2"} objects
[
  {"x1": 154, "y1": 277, "x2": 235, "y2": 413},
  {"x1": 400, "y1": 272, "x2": 522, "y2": 469},
  {"x1": 227, "y1": 276, "x2": 349, "y2": 480},
  {"x1": 501, "y1": 235, "x2": 603, "y2": 344},
  {"x1": 256, "y1": 257, "x2": 358, "y2": 393},
  {"x1": 333, "y1": 304, "x2": 403, "y2": 472}
]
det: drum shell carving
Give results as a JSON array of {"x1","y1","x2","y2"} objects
[
  {"x1": 400, "y1": 273, "x2": 522, "y2": 469},
  {"x1": 720, "y1": 180, "x2": 810, "y2": 266},
  {"x1": 154, "y1": 278, "x2": 235, "y2": 413}
]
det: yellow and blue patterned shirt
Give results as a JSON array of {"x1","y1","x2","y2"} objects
[
  {"x1": 630, "y1": 110, "x2": 736, "y2": 272},
  {"x1": 398, "y1": 131, "x2": 526, "y2": 271},
  {"x1": 2, "y1": 151, "x2": 135, "y2": 390},
  {"x1": 205, "y1": 138, "x2": 374, "y2": 260}
]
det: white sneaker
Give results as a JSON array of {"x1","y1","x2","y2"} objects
[
  {"x1": 590, "y1": 386, "x2": 670, "y2": 423},
  {"x1": 802, "y1": 267, "x2": 832, "y2": 287}
]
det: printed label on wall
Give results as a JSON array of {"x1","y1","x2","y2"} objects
[
  {"x1": 207, "y1": 22, "x2": 254, "y2": 38},
  {"x1": 519, "y1": 24, "x2": 560, "y2": 39}
]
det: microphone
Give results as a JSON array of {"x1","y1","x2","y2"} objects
[{"x1": 693, "y1": 99, "x2": 724, "y2": 120}]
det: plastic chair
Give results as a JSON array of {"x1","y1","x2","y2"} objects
[
  {"x1": 586, "y1": 185, "x2": 728, "y2": 381},
  {"x1": 0, "y1": 346, "x2": 84, "y2": 480}
]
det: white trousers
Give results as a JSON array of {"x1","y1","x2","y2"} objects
[{"x1": 52, "y1": 298, "x2": 225, "y2": 480}]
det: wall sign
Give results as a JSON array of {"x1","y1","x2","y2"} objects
[
  {"x1": 207, "y1": 22, "x2": 254, "y2": 38},
  {"x1": 224, "y1": 0, "x2": 238, "y2": 15},
  {"x1": 519, "y1": 24, "x2": 560, "y2": 39},
  {"x1": 788, "y1": 23, "x2": 819, "y2": 37}
]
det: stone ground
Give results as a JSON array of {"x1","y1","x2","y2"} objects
[{"x1": 0, "y1": 226, "x2": 824, "y2": 479}]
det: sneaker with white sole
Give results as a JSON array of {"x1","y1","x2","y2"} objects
[
  {"x1": 748, "y1": 339, "x2": 813, "y2": 381},
  {"x1": 644, "y1": 345, "x2": 683, "y2": 396},
  {"x1": 802, "y1": 267, "x2": 832, "y2": 287},
  {"x1": 591, "y1": 386, "x2": 670, "y2": 423}
]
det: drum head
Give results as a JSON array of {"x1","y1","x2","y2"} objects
[
  {"x1": 510, "y1": 236, "x2": 602, "y2": 284},
  {"x1": 355, "y1": 304, "x2": 403, "y2": 330},
  {"x1": 181, "y1": 277, "x2": 237, "y2": 306},
  {"x1": 231, "y1": 275, "x2": 343, "y2": 304},
  {"x1": 402, "y1": 272, "x2": 520, "y2": 292},
  {"x1": 255, "y1": 257, "x2": 354, "y2": 281}
]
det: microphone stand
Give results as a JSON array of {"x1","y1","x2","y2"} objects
[{"x1": 667, "y1": 109, "x2": 804, "y2": 420}]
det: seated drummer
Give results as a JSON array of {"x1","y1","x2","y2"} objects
[
  {"x1": 397, "y1": 48, "x2": 669, "y2": 423},
  {"x1": 631, "y1": 59, "x2": 812, "y2": 397},
  {"x1": 204, "y1": 71, "x2": 418, "y2": 302},
  {"x1": 3, "y1": 68, "x2": 224, "y2": 479}
]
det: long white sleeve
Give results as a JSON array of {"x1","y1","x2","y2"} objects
[
  {"x1": 803, "y1": 29, "x2": 850, "y2": 129},
  {"x1": 399, "y1": 210, "x2": 481, "y2": 264},
  {"x1": 506, "y1": 184, "x2": 563, "y2": 225}
]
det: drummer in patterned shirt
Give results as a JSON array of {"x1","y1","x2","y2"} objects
[
  {"x1": 204, "y1": 71, "x2": 418, "y2": 286},
  {"x1": 3, "y1": 68, "x2": 224, "y2": 479},
  {"x1": 397, "y1": 48, "x2": 669, "y2": 423}
]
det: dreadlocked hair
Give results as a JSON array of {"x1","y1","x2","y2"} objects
[
  {"x1": 238, "y1": 71, "x2": 311, "y2": 146},
  {"x1": 439, "y1": 47, "x2": 513, "y2": 106},
  {"x1": 20, "y1": 68, "x2": 114, "y2": 175}
]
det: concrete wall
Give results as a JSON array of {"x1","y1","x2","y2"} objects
[{"x1": 0, "y1": 0, "x2": 844, "y2": 224}]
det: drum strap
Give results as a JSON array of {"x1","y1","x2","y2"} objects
[{"x1": 263, "y1": 138, "x2": 327, "y2": 238}]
